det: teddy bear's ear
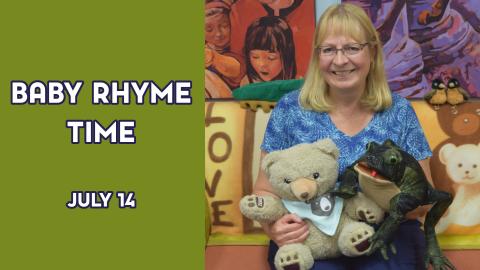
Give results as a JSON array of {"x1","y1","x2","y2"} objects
[
  {"x1": 439, "y1": 143, "x2": 457, "y2": 165},
  {"x1": 262, "y1": 151, "x2": 280, "y2": 175},
  {"x1": 314, "y1": 138, "x2": 339, "y2": 160}
]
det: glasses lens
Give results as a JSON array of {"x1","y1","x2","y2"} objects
[
  {"x1": 320, "y1": 47, "x2": 335, "y2": 56},
  {"x1": 344, "y1": 44, "x2": 364, "y2": 55}
]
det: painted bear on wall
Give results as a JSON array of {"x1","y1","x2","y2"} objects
[
  {"x1": 435, "y1": 143, "x2": 480, "y2": 234},
  {"x1": 429, "y1": 101, "x2": 480, "y2": 234}
]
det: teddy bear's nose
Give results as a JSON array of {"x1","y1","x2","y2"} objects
[{"x1": 301, "y1": 192, "x2": 309, "y2": 199}]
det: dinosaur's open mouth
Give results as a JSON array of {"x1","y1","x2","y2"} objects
[
  {"x1": 355, "y1": 238, "x2": 371, "y2": 252},
  {"x1": 354, "y1": 162, "x2": 388, "y2": 182}
]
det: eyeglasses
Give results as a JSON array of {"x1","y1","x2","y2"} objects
[{"x1": 316, "y1": 43, "x2": 369, "y2": 56}]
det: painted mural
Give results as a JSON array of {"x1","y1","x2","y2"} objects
[
  {"x1": 343, "y1": 0, "x2": 480, "y2": 98},
  {"x1": 205, "y1": 0, "x2": 480, "y2": 99},
  {"x1": 205, "y1": 0, "x2": 315, "y2": 98}
]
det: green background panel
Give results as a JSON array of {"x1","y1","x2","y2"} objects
[{"x1": 0, "y1": 1, "x2": 204, "y2": 269}]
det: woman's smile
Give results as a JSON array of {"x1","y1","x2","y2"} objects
[{"x1": 331, "y1": 69, "x2": 356, "y2": 76}]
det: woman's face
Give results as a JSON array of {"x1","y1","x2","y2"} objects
[
  {"x1": 205, "y1": 13, "x2": 230, "y2": 50},
  {"x1": 318, "y1": 34, "x2": 371, "y2": 94},
  {"x1": 249, "y1": 50, "x2": 283, "y2": 81}
]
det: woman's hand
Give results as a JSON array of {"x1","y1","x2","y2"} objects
[{"x1": 263, "y1": 213, "x2": 309, "y2": 247}]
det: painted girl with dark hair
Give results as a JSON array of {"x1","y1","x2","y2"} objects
[{"x1": 241, "y1": 16, "x2": 297, "y2": 85}]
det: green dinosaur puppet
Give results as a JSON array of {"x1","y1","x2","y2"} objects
[{"x1": 333, "y1": 139, "x2": 455, "y2": 270}]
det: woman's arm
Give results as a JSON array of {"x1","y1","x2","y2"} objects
[{"x1": 253, "y1": 151, "x2": 309, "y2": 246}]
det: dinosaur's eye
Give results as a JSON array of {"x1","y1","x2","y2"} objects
[
  {"x1": 284, "y1": 178, "x2": 291, "y2": 184},
  {"x1": 389, "y1": 156, "x2": 398, "y2": 164},
  {"x1": 458, "y1": 163, "x2": 463, "y2": 168},
  {"x1": 473, "y1": 164, "x2": 477, "y2": 168},
  {"x1": 313, "y1": 172, "x2": 320, "y2": 179}
]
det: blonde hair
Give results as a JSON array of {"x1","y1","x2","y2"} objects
[{"x1": 299, "y1": 3, "x2": 392, "y2": 112}]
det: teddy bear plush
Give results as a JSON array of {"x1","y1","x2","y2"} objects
[
  {"x1": 435, "y1": 143, "x2": 480, "y2": 233},
  {"x1": 239, "y1": 138, "x2": 384, "y2": 270}
]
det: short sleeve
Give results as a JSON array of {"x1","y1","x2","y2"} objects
[
  {"x1": 260, "y1": 94, "x2": 293, "y2": 153},
  {"x1": 399, "y1": 101, "x2": 432, "y2": 160}
]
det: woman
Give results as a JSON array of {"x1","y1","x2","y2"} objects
[
  {"x1": 255, "y1": 3, "x2": 433, "y2": 270},
  {"x1": 241, "y1": 16, "x2": 297, "y2": 85}
]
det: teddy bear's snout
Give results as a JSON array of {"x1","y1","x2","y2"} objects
[{"x1": 291, "y1": 178, "x2": 318, "y2": 201}]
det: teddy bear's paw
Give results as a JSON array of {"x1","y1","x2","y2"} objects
[
  {"x1": 240, "y1": 195, "x2": 264, "y2": 217},
  {"x1": 239, "y1": 195, "x2": 278, "y2": 221},
  {"x1": 346, "y1": 193, "x2": 384, "y2": 224},
  {"x1": 338, "y1": 222, "x2": 375, "y2": 257},
  {"x1": 357, "y1": 206, "x2": 383, "y2": 224},
  {"x1": 275, "y1": 244, "x2": 314, "y2": 270},
  {"x1": 245, "y1": 195, "x2": 265, "y2": 208}
]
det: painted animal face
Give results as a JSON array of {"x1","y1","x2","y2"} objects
[{"x1": 440, "y1": 143, "x2": 480, "y2": 185}]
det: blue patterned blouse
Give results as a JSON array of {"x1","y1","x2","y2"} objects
[{"x1": 261, "y1": 90, "x2": 432, "y2": 175}]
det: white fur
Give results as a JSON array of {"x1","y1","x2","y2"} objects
[{"x1": 436, "y1": 143, "x2": 480, "y2": 233}]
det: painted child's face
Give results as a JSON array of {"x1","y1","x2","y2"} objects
[
  {"x1": 205, "y1": 13, "x2": 230, "y2": 50},
  {"x1": 249, "y1": 50, "x2": 283, "y2": 81}
]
